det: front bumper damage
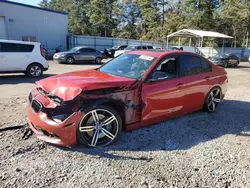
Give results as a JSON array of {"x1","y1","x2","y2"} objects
[
  {"x1": 27, "y1": 83, "x2": 141, "y2": 146},
  {"x1": 27, "y1": 88, "x2": 84, "y2": 146}
]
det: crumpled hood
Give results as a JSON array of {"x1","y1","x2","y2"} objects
[{"x1": 36, "y1": 69, "x2": 136, "y2": 101}]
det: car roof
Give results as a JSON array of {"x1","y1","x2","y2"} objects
[
  {"x1": 126, "y1": 49, "x2": 200, "y2": 58},
  {"x1": 0, "y1": 39, "x2": 40, "y2": 45}
]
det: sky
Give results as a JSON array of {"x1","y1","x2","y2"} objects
[{"x1": 9, "y1": 0, "x2": 40, "y2": 7}]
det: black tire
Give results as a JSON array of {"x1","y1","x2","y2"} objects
[
  {"x1": 66, "y1": 56, "x2": 75, "y2": 64},
  {"x1": 26, "y1": 63, "x2": 43, "y2": 77},
  {"x1": 77, "y1": 105, "x2": 122, "y2": 147},
  {"x1": 95, "y1": 57, "x2": 102, "y2": 64},
  {"x1": 203, "y1": 87, "x2": 222, "y2": 113}
]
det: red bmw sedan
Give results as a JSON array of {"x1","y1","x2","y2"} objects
[{"x1": 27, "y1": 50, "x2": 227, "y2": 147}]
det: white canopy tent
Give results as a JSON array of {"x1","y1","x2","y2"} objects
[{"x1": 166, "y1": 29, "x2": 234, "y2": 48}]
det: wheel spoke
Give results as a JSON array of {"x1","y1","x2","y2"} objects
[
  {"x1": 208, "y1": 99, "x2": 213, "y2": 106},
  {"x1": 102, "y1": 115, "x2": 116, "y2": 126},
  {"x1": 90, "y1": 130, "x2": 99, "y2": 147},
  {"x1": 79, "y1": 126, "x2": 95, "y2": 132},
  {"x1": 214, "y1": 89, "x2": 220, "y2": 97},
  {"x1": 91, "y1": 110, "x2": 99, "y2": 123},
  {"x1": 212, "y1": 101, "x2": 216, "y2": 111},
  {"x1": 213, "y1": 98, "x2": 221, "y2": 103},
  {"x1": 101, "y1": 128, "x2": 115, "y2": 140},
  {"x1": 210, "y1": 91, "x2": 214, "y2": 98}
]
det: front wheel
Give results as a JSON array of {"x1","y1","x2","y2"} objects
[
  {"x1": 203, "y1": 87, "x2": 222, "y2": 112},
  {"x1": 77, "y1": 105, "x2": 122, "y2": 147},
  {"x1": 26, "y1": 64, "x2": 43, "y2": 77},
  {"x1": 66, "y1": 57, "x2": 75, "y2": 64}
]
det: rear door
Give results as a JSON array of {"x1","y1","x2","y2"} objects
[
  {"x1": 177, "y1": 55, "x2": 213, "y2": 112},
  {"x1": 78, "y1": 48, "x2": 96, "y2": 61}
]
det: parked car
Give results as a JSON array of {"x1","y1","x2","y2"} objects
[
  {"x1": 27, "y1": 50, "x2": 227, "y2": 147},
  {"x1": 208, "y1": 53, "x2": 240, "y2": 68},
  {"x1": 105, "y1": 45, "x2": 128, "y2": 58},
  {"x1": 53, "y1": 47, "x2": 103, "y2": 64},
  {"x1": 114, "y1": 45, "x2": 154, "y2": 57},
  {"x1": 0, "y1": 40, "x2": 48, "y2": 77}
]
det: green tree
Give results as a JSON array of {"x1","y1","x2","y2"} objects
[
  {"x1": 221, "y1": 0, "x2": 250, "y2": 47},
  {"x1": 113, "y1": 0, "x2": 142, "y2": 39},
  {"x1": 89, "y1": 0, "x2": 117, "y2": 37}
]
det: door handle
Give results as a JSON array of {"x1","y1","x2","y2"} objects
[
  {"x1": 177, "y1": 83, "x2": 184, "y2": 87},
  {"x1": 205, "y1": 76, "x2": 211, "y2": 80}
]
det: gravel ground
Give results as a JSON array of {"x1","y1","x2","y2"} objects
[{"x1": 0, "y1": 61, "x2": 250, "y2": 188}]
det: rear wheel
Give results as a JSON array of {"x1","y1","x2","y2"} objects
[
  {"x1": 77, "y1": 105, "x2": 122, "y2": 147},
  {"x1": 26, "y1": 64, "x2": 43, "y2": 77},
  {"x1": 203, "y1": 87, "x2": 222, "y2": 112}
]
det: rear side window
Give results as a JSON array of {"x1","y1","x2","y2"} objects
[
  {"x1": 0, "y1": 42, "x2": 34, "y2": 52},
  {"x1": 201, "y1": 58, "x2": 212, "y2": 72},
  {"x1": 81, "y1": 48, "x2": 96, "y2": 52},
  {"x1": 178, "y1": 55, "x2": 203, "y2": 76},
  {"x1": 147, "y1": 46, "x2": 153, "y2": 49},
  {"x1": 142, "y1": 46, "x2": 147, "y2": 49}
]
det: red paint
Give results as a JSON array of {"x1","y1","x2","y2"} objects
[
  {"x1": 28, "y1": 50, "x2": 227, "y2": 146},
  {"x1": 36, "y1": 69, "x2": 136, "y2": 101}
]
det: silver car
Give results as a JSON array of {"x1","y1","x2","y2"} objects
[{"x1": 53, "y1": 46, "x2": 103, "y2": 64}]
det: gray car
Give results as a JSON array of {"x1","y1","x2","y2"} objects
[{"x1": 53, "y1": 47, "x2": 103, "y2": 64}]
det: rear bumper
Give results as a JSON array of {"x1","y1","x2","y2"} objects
[{"x1": 27, "y1": 89, "x2": 84, "y2": 146}]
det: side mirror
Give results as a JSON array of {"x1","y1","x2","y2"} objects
[
  {"x1": 148, "y1": 71, "x2": 168, "y2": 82},
  {"x1": 76, "y1": 51, "x2": 80, "y2": 54}
]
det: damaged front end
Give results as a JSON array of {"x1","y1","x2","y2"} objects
[{"x1": 27, "y1": 79, "x2": 143, "y2": 145}]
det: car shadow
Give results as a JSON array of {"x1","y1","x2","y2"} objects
[
  {"x1": 229, "y1": 64, "x2": 250, "y2": 69},
  {"x1": 0, "y1": 74, "x2": 55, "y2": 85},
  {"x1": 58, "y1": 99, "x2": 250, "y2": 160}
]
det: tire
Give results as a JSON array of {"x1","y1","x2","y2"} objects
[
  {"x1": 76, "y1": 105, "x2": 122, "y2": 147},
  {"x1": 95, "y1": 57, "x2": 102, "y2": 64},
  {"x1": 203, "y1": 87, "x2": 222, "y2": 113},
  {"x1": 26, "y1": 64, "x2": 43, "y2": 77},
  {"x1": 66, "y1": 57, "x2": 75, "y2": 64}
]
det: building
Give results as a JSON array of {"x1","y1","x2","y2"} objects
[{"x1": 0, "y1": 0, "x2": 68, "y2": 50}]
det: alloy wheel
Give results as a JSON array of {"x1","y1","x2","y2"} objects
[
  {"x1": 95, "y1": 57, "x2": 102, "y2": 64},
  {"x1": 30, "y1": 65, "x2": 42, "y2": 76},
  {"x1": 207, "y1": 88, "x2": 221, "y2": 112},
  {"x1": 78, "y1": 109, "x2": 119, "y2": 147},
  {"x1": 67, "y1": 57, "x2": 74, "y2": 64}
]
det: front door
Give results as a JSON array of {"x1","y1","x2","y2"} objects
[{"x1": 141, "y1": 57, "x2": 186, "y2": 123}]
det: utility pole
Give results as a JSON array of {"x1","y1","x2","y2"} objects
[{"x1": 246, "y1": 31, "x2": 249, "y2": 48}]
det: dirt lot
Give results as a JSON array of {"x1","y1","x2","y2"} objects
[{"x1": 1, "y1": 61, "x2": 250, "y2": 188}]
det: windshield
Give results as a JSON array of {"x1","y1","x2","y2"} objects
[
  {"x1": 124, "y1": 46, "x2": 137, "y2": 50},
  {"x1": 212, "y1": 53, "x2": 228, "y2": 58},
  {"x1": 112, "y1": 46, "x2": 118, "y2": 49},
  {"x1": 99, "y1": 54, "x2": 156, "y2": 79},
  {"x1": 69, "y1": 47, "x2": 80, "y2": 53}
]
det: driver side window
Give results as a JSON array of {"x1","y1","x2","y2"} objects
[{"x1": 151, "y1": 57, "x2": 178, "y2": 81}]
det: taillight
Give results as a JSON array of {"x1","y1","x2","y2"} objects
[{"x1": 40, "y1": 45, "x2": 45, "y2": 57}]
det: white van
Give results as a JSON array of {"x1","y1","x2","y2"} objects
[{"x1": 0, "y1": 40, "x2": 49, "y2": 77}]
